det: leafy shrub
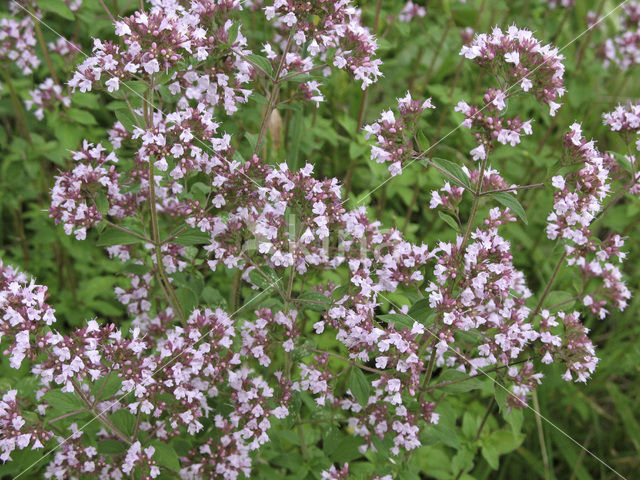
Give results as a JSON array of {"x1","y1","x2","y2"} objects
[{"x1": 1, "y1": 1, "x2": 639, "y2": 479}]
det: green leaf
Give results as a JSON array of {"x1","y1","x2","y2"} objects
[
  {"x1": 95, "y1": 192, "x2": 109, "y2": 216},
  {"x1": 486, "y1": 430, "x2": 525, "y2": 455},
  {"x1": 296, "y1": 291, "x2": 330, "y2": 312},
  {"x1": 248, "y1": 266, "x2": 281, "y2": 290},
  {"x1": 150, "y1": 441, "x2": 181, "y2": 472},
  {"x1": 44, "y1": 390, "x2": 86, "y2": 413},
  {"x1": 543, "y1": 291, "x2": 575, "y2": 311},
  {"x1": 67, "y1": 108, "x2": 97, "y2": 125},
  {"x1": 91, "y1": 374, "x2": 123, "y2": 401},
  {"x1": 109, "y1": 410, "x2": 136, "y2": 437},
  {"x1": 175, "y1": 287, "x2": 198, "y2": 316},
  {"x1": 429, "y1": 158, "x2": 471, "y2": 188},
  {"x1": 416, "y1": 130, "x2": 430, "y2": 152},
  {"x1": 490, "y1": 192, "x2": 528, "y2": 225},
  {"x1": 287, "y1": 110, "x2": 303, "y2": 170},
  {"x1": 438, "y1": 211, "x2": 461, "y2": 231},
  {"x1": 481, "y1": 443, "x2": 500, "y2": 469},
  {"x1": 78, "y1": 276, "x2": 117, "y2": 301},
  {"x1": 201, "y1": 286, "x2": 224, "y2": 306},
  {"x1": 408, "y1": 299, "x2": 434, "y2": 324},
  {"x1": 377, "y1": 313, "x2": 414, "y2": 330},
  {"x1": 607, "y1": 383, "x2": 640, "y2": 452},
  {"x1": 423, "y1": 423, "x2": 462, "y2": 449},
  {"x1": 435, "y1": 369, "x2": 485, "y2": 393},
  {"x1": 246, "y1": 54, "x2": 274, "y2": 76},
  {"x1": 97, "y1": 228, "x2": 146, "y2": 247},
  {"x1": 97, "y1": 439, "x2": 127, "y2": 455},
  {"x1": 348, "y1": 368, "x2": 371, "y2": 407},
  {"x1": 173, "y1": 229, "x2": 210, "y2": 246},
  {"x1": 114, "y1": 108, "x2": 140, "y2": 131},
  {"x1": 38, "y1": 0, "x2": 74, "y2": 20}
]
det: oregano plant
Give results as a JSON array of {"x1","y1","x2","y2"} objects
[{"x1": 1, "y1": 0, "x2": 640, "y2": 479}]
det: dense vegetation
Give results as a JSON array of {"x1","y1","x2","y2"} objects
[{"x1": 1, "y1": 0, "x2": 639, "y2": 479}]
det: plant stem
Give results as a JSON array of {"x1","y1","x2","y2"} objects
[
  {"x1": 474, "y1": 397, "x2": 495, "y2": 441},
  {"x1": 72, "y1": 380, "x2": 132, "y2": 444},
  {"x1": 254, "y1": 34, "x2": 294, "y2": 156},
  {"x1": 422, "y1": 17, "x2": 453, "y2": 91},
  {"x1": 343, "y1": 0, "x2": 383, "y2": 197},
  {"x1": 30, "y1": 6, "x2": 59, "y2": 85},
  {"x1": 479, "y1": 183, "x2": 544, "y2": 196},
  {"x1": 448, "y1": 0, "x2": 487, "y2": 97},
  {"x1": 531, "y1": 251, "x2": 567, "y2": 320},
  {"x1": 1, "y1": 67, "x2": 33, "y2": 145},
  {"x1": 532, "y1": 390, "x2": 551, "y2": 480},
  {"x1": 422, "y1": 347, "x2": 438, "y2": 389},
  {"x1": 144, "y1": 87, "x2": 187, "y2": 326},
  {"x1": 575, "y1": 0, "x2": 607, "y2": 69},
  {"x1": 303, "y1": 346, "x2": 387, "y2": 375},
  {"x1": 460, "y1": 155, "x2": 488, "y2": 252}
]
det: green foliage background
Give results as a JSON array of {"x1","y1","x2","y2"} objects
[{"x1": 0, "y1": 0, "x2": 639, "y2": 478}]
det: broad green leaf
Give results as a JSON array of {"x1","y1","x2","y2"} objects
[
  {"x1": 114, "y1": 108, "x2": 140, "y2": 131},
  {"x1": 38, "y1": 0, "x2": 74, "y2": 20},
  {"x1": 377, "y1": 313, "x2": 414, "y2": 330},
  {"x1": 297, "y1": 291, "x2": 330, "y2": 312},
  {"x1": 44, "y1": 390, "x2": 85, "y2": 413},
  {"x1": 67, "y1": 108, "x2": 97, "y2": 125},
  {"x1": 423, "y1": 423, "x2": 462, "y2": 449},
  {"x1": 430, "y1": 158, "x2": 471, "y2": 188},
  {"x1": 109, "y1": 410, "x2": 136, "y2": 437},
  {"x1": 348, "y1": 367, "x2": 371, "y2": 407},
  {"x1": 95, "y1": 192, "x2": 109, "y2": 216},
  {"x1": 248, "y1": 266, "x2": 281, "y2": 290},
  {"x1": 91, "y1": 374, "x2": 123, "y2": 401},
  {"x1": 150, "y1": 441, "x2": 181, "y2": 472},
  {"x1": 435, "y1": 369, "x2": 484, "y2": 393},
  {"x1": 175, "y1": 287, "x2": 198, "y2": 316},
  {"x1": 481, "y1": 443, "x2": 500, "y2": 469},
  {"x1": 438, "y1": 211, "x2": 461, "y2": 231},
  {"x1": 408, "y1": 299, "x2": 434, "y2": 324},
  {"x1": 246, "y1": 54, "x2": 274, "y2": 76},
  {"x1": 97, "y1": 439, "x2": 127, "y2": 455},
  {"x1": 173, "y1": 229, "x2": 210, "y2": 246},
  {"x1": 490, "y1": 192, "x2": 528, "y2": 225},
  {"x1": 201, "y1": 286, "x2": 224, "y2": 306},
  {"x1": 97, "y1": 228, "x2": 146, "y2": 247},
  {"x1": 417, "y1": 130, "x2": 430, "y2": 152},
  {"x1": 543, "y1": 291, "x2": 575, "y2": 311}
]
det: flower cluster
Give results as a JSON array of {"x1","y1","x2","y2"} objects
[
  {"x1": 0, "y1": 16, "x2": 40, "y2": 74},
  {"x1": 599, "y1": 1, "x2": 640, "y2": 70},
  {"x1": 547, "y1": 123, "x2": 630, "y2": 318},
  {"x1": 49, "y1": 140, "x2": 133, "y2": 240},
  {"x1": 537, "y1": 310, "x2": 598, "y2": 383},
  {"x1": 460, "y1": 26, "x2": 566, "y2": 116},
  {"x1": 398, "y1": 1, "x2": 427, "y2": 23},
  {"x1": 457, "y1": 26, "x2": 564, "y2": 162},
  {"x1": 364, "y1": 91, "x2": 434, "y2": 175},
  {"x1": 263, "y1": 0, "x2": 382, "y2": 88},
  {"x1": 25, "y1": 77, "x2": 71, "y2": 120}
]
